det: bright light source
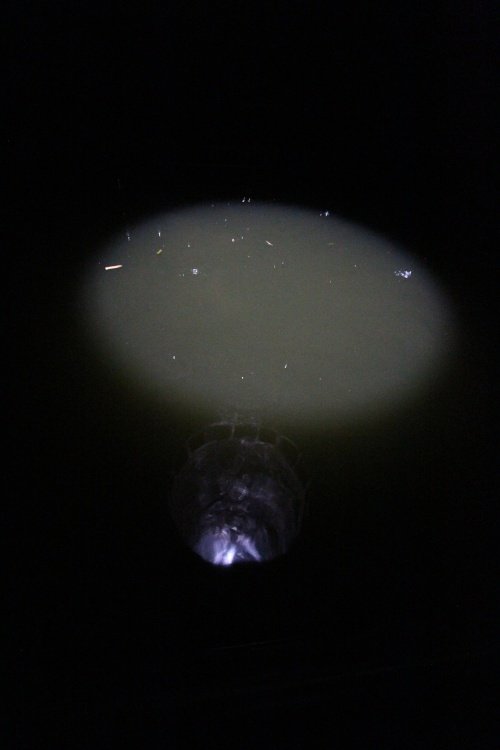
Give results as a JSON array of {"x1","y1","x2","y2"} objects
[{"x1": 195, "y1": 530, "x2": 262, "y2": 566}]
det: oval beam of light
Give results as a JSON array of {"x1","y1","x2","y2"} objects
[{"x1": 82, "y1": 202, "x2": 454, "y2": 428}]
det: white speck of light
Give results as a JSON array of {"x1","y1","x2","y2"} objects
[
  {"x1": 231, "y1": 238, "x2": 236, "y2": 243},
  {"x1": 284, "y1": 363, "x2": 288, "y2": 369},
  {"x1": 105, "y1": 264, "x2": 123, "y2": 271},
  {"x1": 172, "y1": 355, "x2": 176, "y2": 360},
  {"x1": 158, "y1": 230, "x2": 161, "y2": 237},
  {"x1": 126, "y1": 231, "x2": 131, "y2": 241},
  {"x1": 191, "y1": 268, "x2": 199, "y2": 275},
  {"x1": 394, "y1": 269, "x2": 412, "y2": 279},
  {"x1": 265, "y1": 240, "x2": 273, "y2": 246}
]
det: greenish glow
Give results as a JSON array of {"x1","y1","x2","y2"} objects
[{"x1": 83, "y1": 202, "x2": 453, "y2": 426}]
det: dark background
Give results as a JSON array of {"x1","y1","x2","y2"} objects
[{"x1": 6, "y1": 1, "x2": 498, "y2": 747}]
